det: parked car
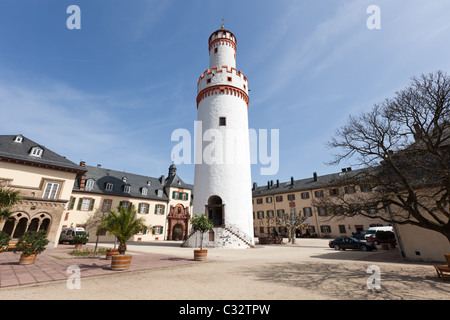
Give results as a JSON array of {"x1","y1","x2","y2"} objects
[
  {"x1": 59, "y1": 227, "x2": 88, "y2": 244},
  {"x1": 367, "y1": 232, "x2": 396, "y2": 246},
  {"x1": 351, "y1": 230, "x2": 369, "y2": 240},
  {"x1": 364, "y1": 226, "x2": 393, "y2": 239},
  {"x1": 329, "y1": 237, "x2": 377, "y2": 251}
]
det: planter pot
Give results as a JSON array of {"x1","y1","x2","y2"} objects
[
  {"x1": 445, "y1": 254, "x2": 450, "y2": 266},
  {"x1": 106, "y1": 249, "x2": 119, "y2": 259},
  {"x1": 111, "y1": 254, "x2": 132, "y2": 271},
  {"x1": 194, "y1": 249, "x2": 207, "y2": 261},
  {"x1": 19, "y1": 254, "x2": 37, "y2": 265}
]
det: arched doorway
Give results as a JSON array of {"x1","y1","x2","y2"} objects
[
  {"x1": 13, "y1": 217, "x2": 28, "y2": 238},
  {"x1": 1, "y1": 212, "x2": 52, "y2": 239},
  {"x1": 40, "y1": 218, "x2": 51, "y2": 232},
  {"x1": 207, "y1": 195, "x2": 224, "y2": 227},
  {"x1": 172, "y1": 224, "x2": 183, "y2": 240}
]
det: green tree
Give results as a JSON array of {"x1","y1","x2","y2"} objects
[
  {"x1": 0, "y1": 187, "x2": 21, "y2": 221},
  {"x1": 15, "y1": 230, "x2": 49, "y2": 256},
  {"x1": 100, "y1": 205, "x2": 147, "y2": 254},
  {"x1": 190, "y1": 214, "x2": 214, "y2": 250}
]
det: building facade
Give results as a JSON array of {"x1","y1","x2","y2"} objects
[
  {"x1": 64, "y1": 162, "x2": 192, "y2": 242},
  {"x1": 0, "y1": 135, "x2": 85, "y2": 247},
  {"x1": 252, "y1": 169, "x2": 388, "y2": 240},
  {"x1": 186, "y1": 25, "x2": 254, "y2": 249}
]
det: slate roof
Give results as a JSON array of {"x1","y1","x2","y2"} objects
[
  {"x1": 74, "y1": 164, "x2": 192, "y2": 201},
  {"x1": 252, "y1": 168, "x2": 363, "y2": 197},
  {"x1": 0, "y1": 134, "x2": 84, "y2": 172}
]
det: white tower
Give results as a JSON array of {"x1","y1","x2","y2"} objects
[{"x1": 186, "y1": 25, "x2": 254, "y2": 248}]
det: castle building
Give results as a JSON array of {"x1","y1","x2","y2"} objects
[
  {"x1": 0, "y1": 135, "x2": 85, "y2": 247},
  {"x1": 66, "y1": 162, "x2": 192, "y2": 242},
  {"x1": 185, "y1": 25, "x2": 254, "y2": 248},
  {"x1": 252, "y1": 169, "x2": 388, "y2": 240}
]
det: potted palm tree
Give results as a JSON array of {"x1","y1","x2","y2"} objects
[
  {"x1": 100, "y1": 205, "x2": 146, "y2": 271},
  {"x1": 190, "y1": 213, "x2": 214, "y2": 261},
  {"x1": 0, "y1": 187, "x2": 22, "y2": 222},
  {"x1": 14, "y1": 230, "x2": 49, "y2": 265}
]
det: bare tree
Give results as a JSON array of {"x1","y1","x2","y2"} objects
[
  {"x1": 315, "y1": 71, "x2": 450, "y2": 243},
  {"x1": 277, "y1": 212, "x2": 307, "y2": 244}
]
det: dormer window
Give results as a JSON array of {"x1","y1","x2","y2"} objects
[
  {"x1": 29, "y1": 146, "x2": 43, "y2": 157},
  {"x1": 122, "y1": 177, "x2": 127, "y2": 183},
  {"x1": 14, "y1": 135, "x2": 23, "y2": 143},
  {"x1": 105, "y1": 182, "x2": 114, "y2": 191},
  {"x1": 157, "y1": 189, "x2": 163, "y2": 197},
  {"x1": 141, "y1": 187, "x2": 148, "y2": 196},
  {"x1": 124, "y1": 185, "x2": 131, "y2": 193},
  {"x1": 147, "y1": 181, "x2": 152, "y2": 186},
  {"x1": 85, "y1": 179, "x2": 95, "y2": 190}
]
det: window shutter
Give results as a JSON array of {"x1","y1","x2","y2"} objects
[
  {"x1": 154, "y1": 205, "x2": 158, "y2": 214},
  {"x1": 160, "y1": 226, "x2": 164, "y2": 235},
  {"x1": 162, "y1": 205, "x2": 165, "y2": 214},
  {"x1": 138, "y1": 203, "x2": 142, "y2": 213},
  {"x1": 145, "y1": 204, "x2": 149, "y2": 214},
  {"x1": 69, "y1": 197, "x2": 76, "y2": 210},
  {"x1": 89, "y1": 199, "x2": 95, "y2": 211},
  {"x1": 77, "y1": 198, "x2": 83, "y2": 210}
]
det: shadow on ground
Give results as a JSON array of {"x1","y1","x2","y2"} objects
[{"x1": 238, "y1": 261, "x2": 450, "y2": 300}]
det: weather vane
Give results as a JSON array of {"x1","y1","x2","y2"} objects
[{"x1": 221, "y1": 18, "x2": 225, "y2": 30}]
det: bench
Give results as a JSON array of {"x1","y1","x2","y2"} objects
[{"x1": 434, "y1": 265, "x2": 450, "y2": 281}]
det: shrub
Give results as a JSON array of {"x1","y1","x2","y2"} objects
[{"x1": 15, "y1": 230, "x2": 49, "y2": 256}]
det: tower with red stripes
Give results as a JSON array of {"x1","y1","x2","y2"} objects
[{"x1": 187, "y1": 25, "x2": 254, "y2": 248}]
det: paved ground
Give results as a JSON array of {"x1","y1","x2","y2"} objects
[{"x1": 0, "y1": 238, "x2": 449, "y2": 300}]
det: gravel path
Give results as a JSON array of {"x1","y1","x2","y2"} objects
[{"x1": 0, "y1": 239, "x2": 448, "y2": 300}]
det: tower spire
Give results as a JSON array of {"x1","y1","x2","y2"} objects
[{"x1": 221, "y1": 18, "x2": 225, "y2": 30}]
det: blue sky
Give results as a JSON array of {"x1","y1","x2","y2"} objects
[{"x1": 1, "y1": 0, "x2": 450, "y2": 186}]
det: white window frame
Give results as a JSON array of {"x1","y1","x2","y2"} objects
[
  {"x1": 81, "y1": 198, "x2": 91, "y2": 211},
  {"x1": 85, "y1": 179, "x2": 95, "y2": 190},
  {"x1": 105, "y1": 183, "x2": 113, "y2": 191},
  {"x1": 43, "y1": 182, "x2": 59, "y2": 199},
  {"x1": 138, "y1": 203, "x2": 148, "y2": 214},
  {"x1": 30, "y1": 147, "x2": 43, "y2": 157}
]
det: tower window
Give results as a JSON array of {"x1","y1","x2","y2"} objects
[
  {"x1": 219, "y1": 117, "x2": 226, "y2": 126},
  {"x1": 214, "y1": 48, "x2": 218, "y2": 54},
  {"x1": 207, "y1": 78, "x2": 212, "y2": 84},
  {"x1": 227, "y1": 77, "x2": 232, "y2": 82}
]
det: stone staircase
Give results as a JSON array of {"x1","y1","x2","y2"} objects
[{"x1": 182, "y1": 224, "x2": 254, "y2": 248}]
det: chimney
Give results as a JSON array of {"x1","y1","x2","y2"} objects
[
  {"x1": 276, "y1": 179, "x2": 279, "y2": 187},
  {"x1": 347, "y1": 167, "x2": 352, "y2": 172},
  {"x1": 267, "y1": 181, "x2": 271, "y2": 189},
  {"x1": 160, "y1": 175, "x2": 165, "y2": 184},
  {"x1": 290, "y1": 176, "x2": 294, "y2": 185},
  {"x1": 97, "y1": 164, "x2": 102, "y2": 168},
  {"x1": 313, "y1": 172, "x2": 318, "y2": 182},
  {"x1": 342, "y1": 168, "x2": 347, "y2": 173},
  {"x1": 252, "y1": 182, "x2": 257, "y2": 191}
]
